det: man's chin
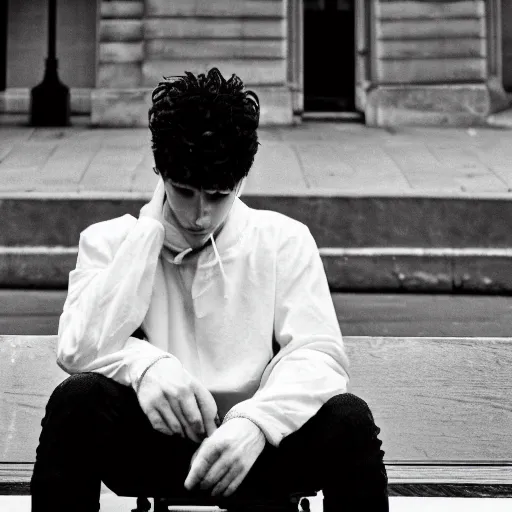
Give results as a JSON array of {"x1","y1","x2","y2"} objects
[{"x1": 184, "y1": 231, "x2": 213, "y2": 249}]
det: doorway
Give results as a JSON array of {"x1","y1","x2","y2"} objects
[{"x1": 303, "y1": 0, "x2": 356, "y2": 112}]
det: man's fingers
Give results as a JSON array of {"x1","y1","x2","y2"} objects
[
  {"x1": 199, "y1": 456, "x2": 231, "y2": 491},
  {"x1": 203, "y1": 417, "x2": 217, "y2": 437},
  {"x1": 180, "y1": 395, "x2": 206, "y2": 439},
  {"x1": 152, "y1": 174, "x2": 164, "y2": 193},
  {"x1": 175, "y1": 405, "x2": 201, "y2": 444},
  {"x1": 148, "y1": 409, "x2": 179, "y2": 437},
  {"x1": 152, "y1": 177, "x2": 166, "y2": 210},
  {"x1": 147, "y1": 411, "x2": 170, "y2": 435},
  {"x1": 166, "y1": 397, "x2": 200, "y2": 443},
  {"x1": 156, "y1": 405, "x2": 184, "y2": 438},
  {"x1": 211, "y1": 465, "x2": 239, "y2": 497},
  {"x1": 221, "y1": 470, "x2": 246, "y2": 497},
  {"x1": 140, "y1": 175, "x2": 166, "y2": 220},
  {"x1": 155, "y1": 176, "x2": 166, "y2": 202},
  {"x1": 184, "y1": 442, "x2": 222, "y2": 491},
  {"x1": 194, "y1": 384, "x2": 218, "y2": 437}
]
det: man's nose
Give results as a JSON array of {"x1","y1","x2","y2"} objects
[{"x1": 194, "y1": 194, "x2": 211, "y2": 228}]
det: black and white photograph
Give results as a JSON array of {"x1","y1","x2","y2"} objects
[{"x1": 0, "y1": 1, "x2": 511, "y2": 511}]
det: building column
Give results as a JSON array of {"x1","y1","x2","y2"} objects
[
  {"x1": 91, "y1": 0, "x2": 148, "y2": 126},
  {"x1": 287, "y1": 0, "x2": 304, "y2": 119}
]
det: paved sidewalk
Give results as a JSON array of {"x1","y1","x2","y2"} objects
[{"x1": 1, "y1": 122, "x2": 512, "y2": 196}]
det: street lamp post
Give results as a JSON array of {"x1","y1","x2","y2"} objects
[{"x1": 30, "y1": 0, "x2": 70, "y2": 126}]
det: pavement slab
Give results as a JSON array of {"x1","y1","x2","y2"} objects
[
  {"x1": 296, "y1": 142, "x2": 357, "y2": 188},
  {"x1": 245, "y1": 142, "x2": 307, "y2": 193},
  {"x1": 35, "y1": 141, "x2": 99, "y2": 191},
  {"x1": 80, "y1": 146, "x2": 147, "y2": 191},
  {"x1": 0, "y1": 141, "x2": 58, "y2": 191}
]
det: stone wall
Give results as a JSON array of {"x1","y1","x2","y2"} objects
[
  {"x1": 365, "y1": 0, "x2": 509, "y2": 126},
  {"x1": 374, "y1": 0, "x2": 486, "y2": 85},
  {"x1": 92, "y1": 0, "x2": 291, "y2": 126},
  {"x1": 97, "y1": 1, "x2": 144, "y2": 88}
]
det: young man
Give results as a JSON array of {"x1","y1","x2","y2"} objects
[{"x1": 30, "y1": 68, "x2": 388, "y2": 512}]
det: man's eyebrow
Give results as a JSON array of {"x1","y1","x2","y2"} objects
[
  {"x1": 170, "y1": 182, "x2": 195, "y2": 190},
  {"x1": 170, "y1": 181, "x2": 231, "y2": 194}
]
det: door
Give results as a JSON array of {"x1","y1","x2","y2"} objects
[{"x1": 303, "y1": 0, "x2": 356, "y2": 111}]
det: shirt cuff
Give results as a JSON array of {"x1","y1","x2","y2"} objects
[{"x1": 222, "y1": 410, "x2": 265, "y2": 436}]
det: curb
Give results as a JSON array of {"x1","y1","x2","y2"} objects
[
  {"x1": 3, "y1": 247, "x2": 512, "y2": 293},
  {"x1": 321, "y1": 248, "x2": 512, "y2": 293},
  {"x1": 0, "y1": 249, "x2": 76, "y2": 288}
]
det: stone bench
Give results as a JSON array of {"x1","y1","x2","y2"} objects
[{"x1": 1, "y1": 335, "x2": 511, "y2": 507}]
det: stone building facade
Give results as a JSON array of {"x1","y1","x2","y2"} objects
[{"x1": 1, "y1": 0, "x2": 510, "y2": 126}]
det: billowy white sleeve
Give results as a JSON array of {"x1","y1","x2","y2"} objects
[
  {"x1": 57, "y1": 214, "x2": 176, "y2": 389},
  {"x1": 223, "y1": 223, "x2": 350, "y2": 446}
]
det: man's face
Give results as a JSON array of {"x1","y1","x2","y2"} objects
[{"x1": 163, "y1": 179, "x2": 240, "y2": 248}]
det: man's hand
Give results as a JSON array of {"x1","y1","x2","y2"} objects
[
  {"x1": 140, "y1": 176, "x2": 166, "y2": 222},
  {"x1": 184, "y1": 418, "x2": 266, "y2": 497},
  {"x1": 137, "y1": 357, "x2": 219, "y2": 443}
]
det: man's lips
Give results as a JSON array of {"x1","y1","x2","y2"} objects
[{"x1": 186, "y1": 227, "x2": 209, "y2": 234}]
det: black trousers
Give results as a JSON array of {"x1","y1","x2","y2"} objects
[{"x1": 30, "y1": 373, "x2": 388, "y2": 512}]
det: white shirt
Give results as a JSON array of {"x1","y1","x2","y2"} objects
[{"x1": 57, "y1": 198, "x2": 350, "y2": 446}]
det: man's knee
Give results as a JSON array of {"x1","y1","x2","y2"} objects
[
  {"x1": 54, "y1": 371, "x2": 112, "y2": 396},
  {"x1": 318, "y1": 393, "x2": 381, "y2": 443},
  {"x1": 323, "y1": 393, "x2": 375, "y2": 422},
  {"x1": 47, "y1": 372, "x2": 122, "y2": 412}
]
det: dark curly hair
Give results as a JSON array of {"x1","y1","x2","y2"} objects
[{"x1": 148, "y1": 67, "x2": 260, "y2": 191}]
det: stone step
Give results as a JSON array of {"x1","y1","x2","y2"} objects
[
  {"x1": 2, "y1": 245, "x2": 512, "y2": 292},
  {"x1": 2, "y1": 193, "x2": 512, "y2": 291},
  {"x1": 2, "y1": 193, "x2": 512, "y2": 248}
]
